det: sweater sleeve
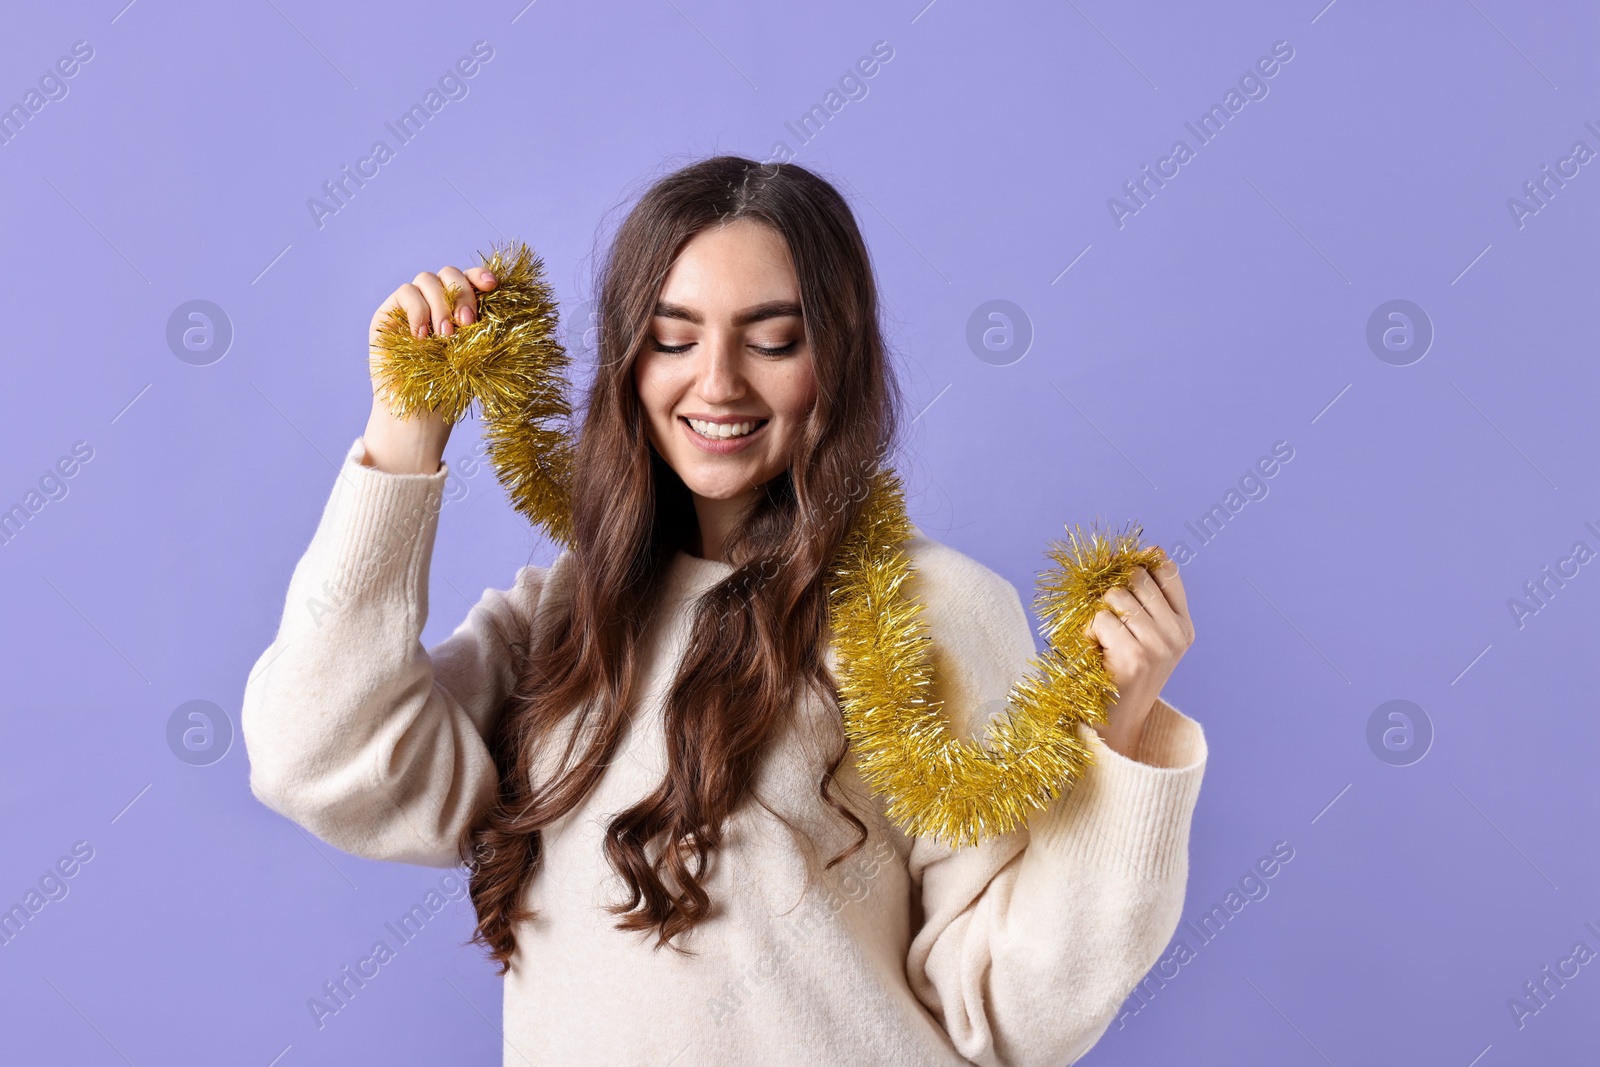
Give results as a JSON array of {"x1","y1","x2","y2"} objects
[
  {"x1": 901, "y1": 541, "x2": 1207, "y2": 1067},
  {"x1": 240, "y1": 436, "x2": 547, "y2": 868}
]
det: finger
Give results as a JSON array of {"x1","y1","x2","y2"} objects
[
  {"x1": 465, "y1": 265, "x2": 498, "y2": 291},
  {"x1": 1102, "y1": 585, "x2": 1164, "y2": 649},
  {"x1": 1124, "y1": 566, "x2": 1186, "y2": 647},
  {"x1": 438, "y1": 265, "x2": 478, "y2": 326},
  {"x1": 1147, "y1": 549, "x2": 1193, "y2": 636},
  {"x1": 368, "y1": 291, "x2": 405, "y2": 349},
  {"x1": 386, "y1": 283, "x2": 432, "y2": 340},
  {"x1": 368, "y1": 293, "x2": 404, "y2": 396},
  {"x1": 367, "y1": 288, "x2": 427, "y2": 401},
  {"x1": 411, "y1": 271, "x2": 457, "y2": 337},
  {"x1": 1083, "y1": 604, "x2": 1131, "y2": 648}
]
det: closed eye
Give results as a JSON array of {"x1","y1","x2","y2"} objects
[{"x1": 649, "y1": 340, "x2": 799, "y2": 356}]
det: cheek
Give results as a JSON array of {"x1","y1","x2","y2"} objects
[
  {"x1": 632, "y1": 355, "x2": 672, "y2": 419},
  {"x1": 630, "y1": 365, "x2": 671, "y2": 452},
  {"x1": 775, "y1": 361, "x2": 819, "y2": 419}
]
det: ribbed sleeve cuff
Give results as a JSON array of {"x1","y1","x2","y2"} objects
[
  {"x1": 316, "y1": 436, "x2": 450, "y2": 615},
  {"x1": 1135, "y1": 694, "x2": 1205, "y2": 769},
  {"x1": 1027, "y1": 697, "x2": 1207, "y2": 883}
]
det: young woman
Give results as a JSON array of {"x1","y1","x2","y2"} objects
[{"x1": 242, "y1": 155, "x2": 1206, "y2": 1066}]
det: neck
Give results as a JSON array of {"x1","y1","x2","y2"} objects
[{"x1": 689, "y1": 488, "x2": 758, "y2": 563}]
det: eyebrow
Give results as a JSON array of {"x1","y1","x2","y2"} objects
[{"x1": 652, "y1": 300, "x2": 803, "y2": 327}]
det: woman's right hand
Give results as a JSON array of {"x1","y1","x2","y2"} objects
[{"x1": 361, "y1": 264, "x2": 499, "y2": 474}]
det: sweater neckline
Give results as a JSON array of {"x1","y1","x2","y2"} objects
[{"x1": 667, "y1": 549, "x2": 735, "y2": 595}]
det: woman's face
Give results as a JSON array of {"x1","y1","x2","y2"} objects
[{"x1": 633, "y1": 217, "x2": 817, "y2": 507}]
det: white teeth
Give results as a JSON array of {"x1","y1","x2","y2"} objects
[{"x1": 687, "y1": 418, "x2": 760, "y2": 439}]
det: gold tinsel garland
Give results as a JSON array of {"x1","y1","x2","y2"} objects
[
  {"x1": 370, "y1": 241, "x2": 577, "y2": 548},
  {"x1": 371, "y1": 239, "x2": 1165, "y2": 848}
]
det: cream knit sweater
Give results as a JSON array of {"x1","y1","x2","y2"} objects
[{"x1": 241, "y1": 436, "x2": 1208, "y2": 1067}]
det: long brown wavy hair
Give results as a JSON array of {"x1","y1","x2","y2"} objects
[{"x1": 458, "y1": 155, "x2": 906, "y2": 971}]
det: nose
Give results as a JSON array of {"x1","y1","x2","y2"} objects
[{"x1": 696, "y1": 330, "x2": 746, "y2": 403}]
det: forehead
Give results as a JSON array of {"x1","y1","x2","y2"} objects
[{"x1": 657, "y1": 219, "x2": 799, "y2": 306}]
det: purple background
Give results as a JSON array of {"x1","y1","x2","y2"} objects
[{"x1": 2, "y1": 1, "x2": 1597, "y2": 1064}]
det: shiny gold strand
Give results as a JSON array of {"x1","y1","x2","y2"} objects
[
  {"x1": 370, "y1": 240, "x2": 576, "y2": 547},
  {"x1": 826, "y1": 471, "x2": 1165, "y2": 845},
  {"x1": 371, "y1": 240, "x2": 1163, "y2": 847}
]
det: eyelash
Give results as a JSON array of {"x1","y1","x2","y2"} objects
[{"x1": 650, "y1": 340, "x2": 798, "y2": 356}]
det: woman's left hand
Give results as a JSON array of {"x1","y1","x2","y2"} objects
[{"x1": 1083, "y1": 550, "x2": 1196, "y2": 761}]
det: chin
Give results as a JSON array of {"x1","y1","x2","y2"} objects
[{"x1": 682, "y1": 474, "x2": 766, "y2": 500}]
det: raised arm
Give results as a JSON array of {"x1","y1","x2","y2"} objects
[
  {"x1": 241, "y1": 259, "x2": 543, "y2": 867},
  {"x1": 240, "y1": 436, "x2": 549, "y2": 867},
  {"x1": 897, "y1": 540, "x2": 1207, "y2": 1067}
]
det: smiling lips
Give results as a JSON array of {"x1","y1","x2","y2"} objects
[
  {"x1": 685, "y1": 416, "x2": 764, "y2": 439},
  {"x1": 679, "y1": 415, "x2": 770, "y2": 453}
]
